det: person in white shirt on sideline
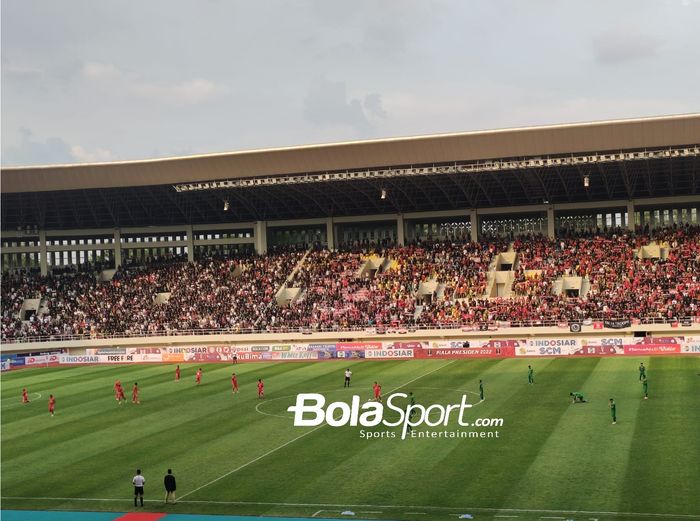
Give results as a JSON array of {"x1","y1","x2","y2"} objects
[
  {"x1": 344, "y1": 368, "x2": 352, "y2": 388},
  {"x1": 133, "y1": 469, "x2": 145, "y2": 507}
]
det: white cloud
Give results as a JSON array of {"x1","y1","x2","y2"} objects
[
  {"x1": 81, "y1": 61, "x2": 222, "y2": 106},
  {"x1": 82, "y1": 61, "x2": 122, "y2": 80},
  {"x1": 0, "y1": 130, "x2": 116, "y2": 166},
  {"x1": 1, "y1": 129, "x2": 74, "y2": 166},
  {"x1": 70, "y1": 145, "x2": 115, "y2": 163}
]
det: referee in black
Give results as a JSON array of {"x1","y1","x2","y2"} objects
[
  {"x1": 164, "y1": 468, "x2": 177, "y2": 504},
  {"x1": 132, "y1": 469, "x2": 145, "y2": 507}
]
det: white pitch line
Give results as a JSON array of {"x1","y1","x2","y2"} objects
[
  {"x1": 178, "y1": 423, "x2": 326, "y2": 499},
  {"x1": 2, "y1": 392, "x2": 43, "y2": 409},
  {"x1": 2, "y1": 496, "x2": 699, "y2": 519},
  {"x1": 312, "y1": 510, "x2": 325, "y2": 517},
  {"x1": 495, "y1": 516, "x2": 520, "y2": 519},
  {"x1": 179, "y1": 360, "x2": 457, "y2": 500},
  {"x1": 405, "y1": 513, "x2": 427, "y2": 515}
]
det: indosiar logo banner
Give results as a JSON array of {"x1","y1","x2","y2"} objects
[{"x1": 518, "y1": 338, "x2": 580, "y2": 356}]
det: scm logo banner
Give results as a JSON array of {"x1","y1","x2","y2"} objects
[{"x1": 517, "y1": 338, "x2": 579, "y2": 356}]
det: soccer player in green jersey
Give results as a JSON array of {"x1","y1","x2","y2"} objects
[
  {"x1": 479, "y1": 379, "x2": 484, "y2": 401},
  {"x1": 609, "y1": 398, "x2": 617, "y2": 424},
  {"x1": 570, "y1": 392, "x2": 586, "y2": 403},
  {"x1": 528, "y1": 365, "x2": 534, "y2": 384},
  {"x1": 639, "y1": 362, "x2": 646, "y2": 381},
  {"x1": 642, "y1": 375, "x2": 648, "y2": 399}
]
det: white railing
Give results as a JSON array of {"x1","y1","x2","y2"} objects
[{"x1": 2, "y1": 316, "x2": 695, "y2": 345}]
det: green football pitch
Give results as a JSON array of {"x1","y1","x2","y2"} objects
[{"x1": 2, "y1": 357, "x2": 699, "y2": 521}]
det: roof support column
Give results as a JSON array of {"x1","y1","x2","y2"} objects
[
  {"x1": 255, "y1": 221, "x2": 268, "y2": 255},
  {"x1": 113, "y1": 229, "x2": 122, "y2": 268},
  {"x1": 185, "y1": 225, "x2": 194, "y2": 262},
  {"x1": 396, "y1": 214, "x2": 405, "y2": 246},
  {"x1": 547, "y1": 206, "x2": 555, "y2": 240},
  {"x1": 627, "y1": 200, "x2": 636, "y2": 231},
  {"x1": 469, "y1": 210, "x2": 479, "y2": 242},
  {"x1": 326, "y1": 218, "x2": 335, "y2": 250},
  {"x1": 39, "y1": 230, "x2": 48, "y2": 276}
]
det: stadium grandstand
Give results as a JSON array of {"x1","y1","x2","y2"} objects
[{"x1": 2, "y1": 113, "x2": 700, "y2": 344}]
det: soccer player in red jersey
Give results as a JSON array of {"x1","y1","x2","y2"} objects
[
  {"x1": 196, "y1": 368, "x2": 202, "y2": 385},
  {"x1": 132, "y1": 382, "x2": 140, "y2": 404},
  {"x1": 231, "y1": 373, "x2": 239, "y2": 394},
  {"x1": 48, "y1": 394, "x2": 56, "y2": 416},
  {"x1": 257, "y1": 378, "x2": 264, "y2": 399},
  {"x1": 22, "y1": 388, "x2": 30, "y2": 403},
  {"x1": 373, "y1": 382, "x2": 382, "y2": 402},
  {"x1": 114, "y1": 380, "x2": 126, "y2": 404},
  {"x1": 175, "y1": 365, "x2": 181, "y2": 381}
]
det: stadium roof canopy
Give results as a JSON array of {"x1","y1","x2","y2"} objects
[{"x1": 2, "y1": 114, "x2": 699, "y2": 230}]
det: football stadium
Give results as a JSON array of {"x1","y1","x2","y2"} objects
[{"x1": 1, "y1": 113, "x2": 700, "y2": 521}]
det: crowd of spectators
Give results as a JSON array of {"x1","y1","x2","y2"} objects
[
  {"x1": 2, "y1": 225, "x2": 698, "y2": 341},
  {"x1": 1, "y1": 252, "x2": 302, "y2": 340},
  {"x1": 429, "y1": 225, "x2": 700, "y2": 325}
]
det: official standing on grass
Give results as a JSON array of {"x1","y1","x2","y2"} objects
[
  {"x1": 528, "y1": 365, "x2": 534, "y2": 384},
  {"x1": 642, "y1": 375, "x2": 649, "y2": 399},
  {"x1": 609, "y1": 398, "x2": 617, "y2": 425},
  {"x1": 133, "y1": 469, "x2": 145, "y2": 507},
  {"x1": 479, "y1": 379, "x2": 484, "y2": 400},
  {"x1": 164, "y1": 469, "x2": 176, "y2": 504}
]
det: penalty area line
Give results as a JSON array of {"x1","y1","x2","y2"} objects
[
  {"x1": 2, "y1": 497, "x2": 700, "y2": 519},
  {"x1": 180, "y1": 360, "x2": 456, "y2": 500}
]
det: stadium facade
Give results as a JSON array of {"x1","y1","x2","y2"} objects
[
  {"x1": 2, "y1": 114, "x2": 700, "y2": 273},
  {"x1": 1, "y1": 114, "x2": 700, "y2": 351}
]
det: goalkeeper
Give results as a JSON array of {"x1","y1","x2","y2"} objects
[{"x1": 570, "y1": 391, "x2": 587, "y2": 403}]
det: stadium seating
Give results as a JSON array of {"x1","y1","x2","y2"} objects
[{"x1": 2, "y1": 225, "x2": 699, "y2": 341}]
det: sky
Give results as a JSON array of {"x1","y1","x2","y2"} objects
[{"x1": 1, "y1": 0, "x2": 699, "y2": 166}]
